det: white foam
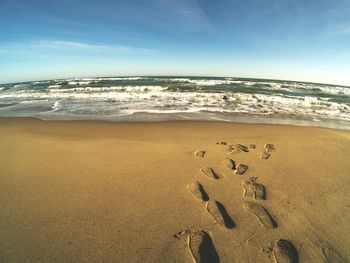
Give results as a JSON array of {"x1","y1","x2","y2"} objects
[
  {"x1": 67, "y1": 77, "x2": 144, "y2": 82},
  {"x1": 48, "y1": 85, "x2": 166, "y2": 93},
  {"x1": 33, "y1": 81, "x2": 51, "y2": 84},
  {"x1": 242, "y1": 81, "x2": 256, "y2": 86},
  {"x1": 19, "y1": 99, "x2": 49, "y2": 104},
  {"x1": 165, "y1": 78, "x2": 243, "y2": 86},
  {"x1": 48, "y1": 84, "x2": 62, "y2": 89},
  {"x1": 1, "y1": 78, "x2": 349, "y2": 124},
  {"x1": 52, "y1": 100, "x2": 63, "y2": 111}
]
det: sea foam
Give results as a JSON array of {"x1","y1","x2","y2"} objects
[{"x1": 0, "y1": 77, "x2": 349, "y2": 128}]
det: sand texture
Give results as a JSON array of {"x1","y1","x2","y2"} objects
[{"x1": 0, "y1": 118, "x2": 350, "y2": 262}]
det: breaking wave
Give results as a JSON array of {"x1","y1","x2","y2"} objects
[{"x1": 0, "y1": 76, "x2": 349, "y2": 129}]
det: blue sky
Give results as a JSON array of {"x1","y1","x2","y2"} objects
[{"x1": 0, "y1": 0, "x2": 350, "y2": 85}]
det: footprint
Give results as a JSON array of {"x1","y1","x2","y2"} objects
[
  {"x1": 260, "y1": 152, "x2": 270, "y2": 160},
  {"x1": 224, "y1": 159, "x2": 248, "y2": 175},
  {"x1": 242, "y1": 180, "x2": 254, "y2": 198},
  {"x1": 188, "y1": 182, "x2": 209, "y2": 202},
  {"x1": 264, "y1": 144, "x2": 275, "y2": 152},
  {"x1": 200, "y1": 167, "x2": 220, "y2": 180},
  {"x1": 249, "y1": 181, "x2": 265, "y2": 200},
  {"x1": 234, "y1": 164, "x2": 248, "y2": 175},
  {"x1": 243, "y1": 201, "x2": 276, "y2": 229},
  {"x1": 175, "y1": 229, "x2": 220, "y2": 263},
  {"x1": 224, "y1": 158, "x2": 237, "y2": 170},
  {"x1": 242, "y1": 178, "x2": 265, "y2": 200},
  {"x1": 227, "y1": 144, "x2": 249, "y2": 154},
  {"x1": 216, "y1": 141, "x2": 227, "y2": 145},
  {"x1": 248, "y1": 144, "x2": 256, "y2": 149},
  {"x1": 195, "y1": 151, "x2": 206, "y2": 158},
  {"x1": 235, "y1": 144, "x2": 249, "y2": 152},
  {"x1": 273, "y1": 239, "x2": 299, "y2": 263},
  {"x1": 206, "y1": 200, "x2": 235, "y2": 229}
]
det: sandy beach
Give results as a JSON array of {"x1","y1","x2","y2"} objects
[{"x1": 0, "y1": 117, "x2": 349, "y2": 262}]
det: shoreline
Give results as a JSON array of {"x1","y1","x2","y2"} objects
[
  {"x1": 1, "y1": 117, "x2": 349, "y2": 262},
  {"x1": 1, "y1": 114, "x2": 349, "y2": 132}
]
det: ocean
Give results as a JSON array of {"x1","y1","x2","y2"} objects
[{"x1": 0, "y1": 76, "x2": 349, "y2": 129}]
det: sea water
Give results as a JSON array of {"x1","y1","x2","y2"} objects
[{"x1": 0, "y1": 76, "x2": 349, "y2": 129}]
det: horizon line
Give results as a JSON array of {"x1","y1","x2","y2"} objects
[{"x1": 1, "y1": 75, "x2": 350, "y2": 88}]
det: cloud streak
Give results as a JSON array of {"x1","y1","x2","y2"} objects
[{"x1": 0, "y1": 40, "x2": 157, "y2": 55}]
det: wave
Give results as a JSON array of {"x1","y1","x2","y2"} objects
[
  {"x1": 0, "y1": 77, "x2": 349, "y2": 127},
  {"x1": 48, "y1": 85, "x2": 167, "y2": 93},
  {"x1": 1, "y1": 91, "x2": 347, "y2": 120}
]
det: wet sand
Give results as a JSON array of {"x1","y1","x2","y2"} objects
[{"x1": 0, "y1": 117, "x2": 349, "y2": 262}]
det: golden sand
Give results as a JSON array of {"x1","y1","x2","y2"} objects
[{"x1": 0, "y1": 117, "x2": 349, "y2": 262}]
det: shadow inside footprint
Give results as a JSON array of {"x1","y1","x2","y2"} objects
[
  {"x1": 188, "y1": 182, "x2": 210, "y2": 202},
  {"x1": 236, "y1": 144, "x2": 249, "y2": 152},
  {"x1": 198, "y1": 233, "x2": 220, "y2": 263},
  {"x1": 235, "y1": 164, "x2": 248, "y2": 175},
  {"x1": 264, "y1": 144, "x2": 275, "y2": 152},
  {"x1": 198, "y1": 184, "x2": 210, "y2": 201},
  {"x1": 216, "y1": 201, "x2": 235, "y2": 229},
  {"x1": 200, "y1": 167, "x2": 220, "y2": 180},
  {"x1": 260, "y1": 152, "x2": 270, "y2": 160},
  {"x1": 175, "y1": 230, "x2": 220, "y2": 263},
  {"x1": 273, "y1": 239, "x2": 299, "y2": 263},
  {"x1": 195, "y1": 151, "x2": 206, "y2": 158},
  {"x1": 207, "y1": 201, "x2": 235, "y2": 229},
  {"x1": 242, "y1": 178, "x2": 265, "y2": 200},
  {"x1": 243, "y1": 201, "x2": 277, "y2": 229},
  {"x1": 224, "y1": 158, "x2": 237, "y2": 170}
]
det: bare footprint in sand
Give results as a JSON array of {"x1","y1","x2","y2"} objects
[
  {"x1": 188, "y1": 182, "x2": 209, "y2": 202},
  {"x1": 242, "y1": 178, "x2": 265, "y2": 200},
  {"x1": 243, "y1": 201, "x2": 276, "y2": 229},
  {"x1": 195, "y1": 151, "x2": 206, "y2": 158},
  {"x1": 206, "y1": 200, "x2": 235, "y2": 229},
  {"x1": 234, "y1": 164, "x2": 248, "y2": 175},
  {"x1": 273, "y1": 239, "x2": 299, "y2": 263},
  {"x1": 200, "y1": 167, "x2": 220, "y2": 180},
  {"x1": 224, "y1": 158, "x2": 237, "y2": 170},
  {"x1": 260, "y1": 152, "x2": 270, "y2": 160},
  {"x1": 175, "y1": 229, "x2": 220, "y2": 263}
]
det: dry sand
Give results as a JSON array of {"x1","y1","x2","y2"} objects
[{"x1": 0, "y1": 117, "x2": 349, "y2": 262}]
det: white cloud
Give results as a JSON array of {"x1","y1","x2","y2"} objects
[
  {"x1": 34, "y1": 40, "x2": 129, "y2": 52},
  {"x1": 0, "y1": 40, "x2": 157, "y2": 55},
  {"x1": 35, "y1": 40, "x2": 158, "y2": 54}
]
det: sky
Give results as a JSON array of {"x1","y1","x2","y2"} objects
[{"x1": 0, "y1": 0, "x2": 350, "y2": 85}]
